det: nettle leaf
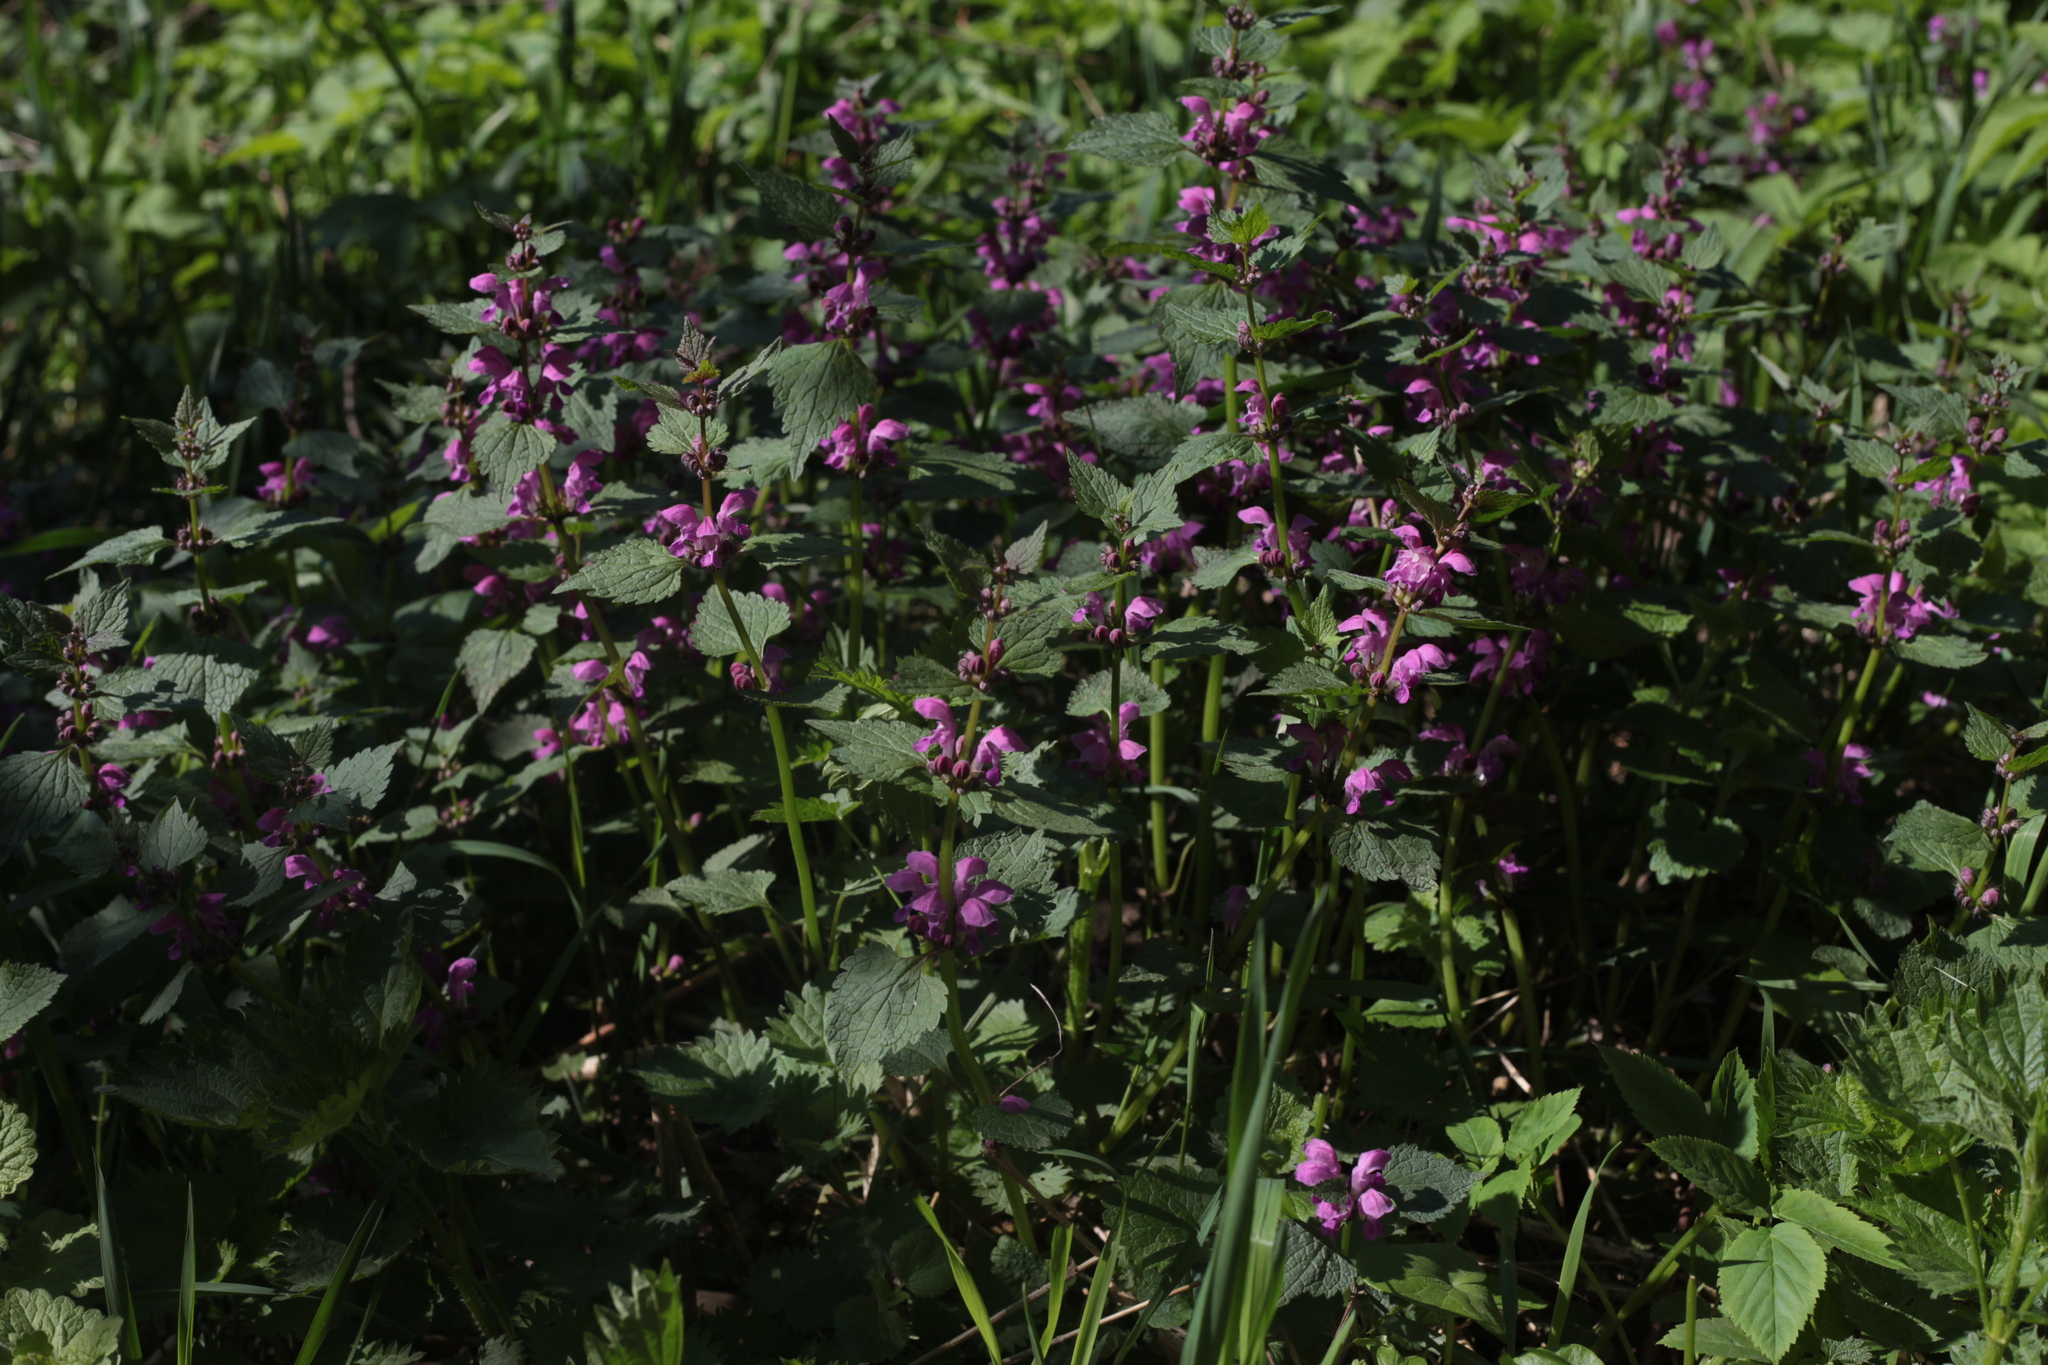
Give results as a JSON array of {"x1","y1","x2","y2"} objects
[
  {"x1": 327, "y1": 742, "x2": 402, "y2": 816},
  {"x1": 1103, "y1": 1161, "x2": 1219, "y2": 1300},
  {"x1": 60, "y1": 527, "x2": 172, "y2": 574},
  {"x1": 0, "y1": 1287, "x2": 124, "y2": 1365},
  {"x1": 1894, "y1": 634, "x2": 1987, "y2": 669},
  {"x1": 769, "y1": 341, "x2": 877, "y2": 461},
  {"x1": 1885, "y1": 800, "x2": 1991, "y2": 877},
  {"x1": 666, "y1": 869, "x2": 777, "y2": 916},
  {"x1": 824, "y1": 943, "x2": 945, "y2": 1087},
  {"x1": 1278, "y1": 1219, "x2": 1356, "y2": 1305},
  {"x1": 1719, "y1": 1223, "x2": 1826, "y2": 1364},
  {"x1": 1143, "y1": 617, "x2": 1259, "y2": 661},
  {"x1": 970, "y1": 1093, "x2": 1074, "y2": 1150},
  {"x1": 0, "y1": 751, "x2": 89, "y2": 848},
  {"x1": 0, "y1": 963, "x2": 65, "y2": 1042},
  {"x1": 1503, "y1": 1087, "x2": 1582, "y2": 1167},
  {"x1": 636, "y1": 1026, "x2": 778, "y2": 1129},
  {"x1": 140, "y1": 800, "x2": 207, "y2": 872},
  {"x1": 1649, "y1": 1135, "x2": 1768, "y2": 1214},
  {"x1": 557, "y1": 537, "x2": 683, "y2": 607},
  {"x1": 1647, "y1": 798, "x2": 1747, "y2": 884},
  {"x1": 1963, "y1": 704, "x2": 2014, "y2": 763},
  {"x1": 408, "y1": 299, "x2": 497, "y2": 335},
  {"x1": 150, "y1": 643, "x2": 261, "y2": 715},
  {"x1": 394, "y1": 1061, "x2": 563, "y2": 1178},
  {"x1": 1772, "y1": 1189, "x2": 1902, "y2": 1268},
  {"x1": 1065, "y1": 111, "x2": 1187, "y2": 166},
  {"x1": 1380, "y1": 1143, "x2": 1479, "y2": 1223},
  {"x1": 1352, "y1": 1241, "x2": 1504, "y2": 1341},
  {"x1": 691, "y1": 590, "x2": 790, "y2": 660},
  {"x1": 1601, "y1": 1046, "x2": 1716, "y2": 1140},
  {"x1": 424, "y1": 487, "x2": 514, "y2": 540},
  {"x1": 810, "y1": 719, "x2": 926, "y2": 785},
  {"x1": 1656, "y1": 1319, "x2": 1769, "y2": 1364},
  {"x1": 744, "y1": 166, "x2": 843, "y2": 238},
  {"x1": 472, "y1": 414, "x2": 554, "y2": 485},
  {"x1": 459, "y1": 629, "x2": 538, "y2": 712},
  {"x1": 0, "y1": 1098, "x2": 34, "y2": 1198},
  {"x1": 1330, "y1": 819, "x2": 1440, "y2": 894}
]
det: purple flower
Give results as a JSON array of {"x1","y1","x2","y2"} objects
[
  {"x1": 1804, "y1": 743, "x2": 1874, "y2": 804},
  {"x1": 1848, "y1": 570, "x2": 1957, "y2": 642},
  {"x1": 1294, "y1": 1138, "x2": 1346, "y2": 1187},
  {"x1": 1339, "y1": 605, "x2": 1398, "y2": 681},
  {"x1": 822, "y1": 403, "x2": 909, "y2": 476},
  {"x1": 1238, "y1": 507, "x2": 1314, "y2": 576},
  {"x1": 1384, "y1": 525, "x2": 1475, "y2": 608},
  {"x1": 256, "y1": 457, "x2": 315, "y2": 508},
  {"x1": 1139, "y1": 520, "x2": 1204, "y2": 574},
  {"x1": 884, "y1": 852, "x2": 1013, "y2": 956},
  {"x1": 1284, "y1": 720, "x2": 1348, "y2": 779},
  {"x1": 1342, "y1": 759, "x2": 1413, "y2": 814},
  {"x1": 1385, "y1": 644, "x2": 1449, "y2": 703},
  {"x1": 1469, "y1": 630, "x2": 1552, "y2": 696},
  {"x1": 1220, "y1": 884, "x2": 1252, "y2": 933},
  {"x1": 912, "y1": 697, "x2": 1023, "y2": 788},
  {"x1": 998, "y1": 1095, "x2": 1032, "y2": 1116},
  {"x1": 655, "y1": 491, "x2": 755, "y2": 569},
  {"x1": 572, "y1": 659, "x2": 612, "y2": 686},
  {"x1": 445, "y1": 957, "x2": 479, "y2": 1008},
  {"x1": 303, "y1": 615, "x2": 355, "y2": 653},
  {"x1": 1124, "y1": 596, "x2": 1165, "y2": 636},
  {"x1": 148, "y1": 893, "x2": 235, "y2": 962},
  {"x1": 1293, "y1": 1141, "x2": 1396, "y2": 1240},
  {"x1": 1069, "y1": 702, "x2": 1146, "y2": 783},
  {"x1": 730, "y1": 644, "x2": 789, "y2": 694}
]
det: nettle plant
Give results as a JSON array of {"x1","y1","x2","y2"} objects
[{"x1": 3, "y1": 7, "x2": 2048, "y2": 1365}]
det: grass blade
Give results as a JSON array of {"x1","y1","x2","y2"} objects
[
  {"x1": 1550, "y1": 1144, "x2": 1622, "y2": 1347},
  {"x1": 294, "y1": 1160, "x2": 406, "y2": 1365},
  {"x1": 1066, "y1": 1231, "x2": 1118, "y2": 1365},
  {"x1": 1040, "y1": 1222, "x2": 1073, "y2": 1355},
  {"x1": 96, "y1": 1164, "x2": 143, "y2": 1359},
  {"x1": 913, "y1": 1197, "x2": 1004, "y2": 1365},
  {"x1": 178, "y1": 1183, "x2": 197, "y2": 1365}
]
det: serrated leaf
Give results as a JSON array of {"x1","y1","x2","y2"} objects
[
  {"x1": 327, "y1": 742, "x2": 402, "y2": 816},
  {"x1": 744, "y1": 166, "x2": 843, "y2": 238},
  {"x1": 768, "y1": 341, "x2": 877, "y2": 463},
  {"x1": 0, "y1": 1099, "x2": 33, "y2": 1198},
  {"x1": 1066, "y1": 111, "x2": 1187, "y2": 166},
  {"x1": 1330, "y1": 820, "x2": 1439, "y2": 894},
  {"x1": 824, "y1": 943, "x2": 945, "y2": 1084},
  {"x1": 970, "y1": 1093, "x2": 1074, "y2": 1150},
  {"x1": 58, "y1": 527, "x2": 172, "y2": 575},
  {"x1": 665, "y1": 869, "x2": 777, "y2": 916},
  {"x1": 557, "y1": 537, "x2": 683, "y2": 607},
  {"x1": 1772, "y1": 1189, "x2": 1902, "y2": 1268},
  {"x1": 636, "y1": 1027, "x2": 778, "y2": 1129},
  {"x1": 1647, "y1": 797, "x2": 1747, "y2": 884},
  {"x1": 1894, "y1": 634, "x2": 1987, "y2": 669},
  {"x1": 1504, "y1": 1087, "x2": 1581, "y2": 1167},
  {"x1": 691, "y1": 590, "x2": 790, "y2": 660},
  {"x1": 459, "y1": 628, "x2": 539, "y2": 711},
  {"x1": 149, "y1": 644, "x2": 261, "y2": 715},
  {"x1": 0, "y1": 751, "x2": 89, "y2": 849},
  {"x1": 1655, "y1": 1319, "x2": 1769, "y2": 1364},
  {"x1": 0, "y1": 1287, "x2": 124, "y2": 1365},
  {"x1": 472, "y1": 413, "x2": 554, "y2": 485},
  {"x1": 1885, "y1": 800, "x2": 1991, "y2": 877},
  {"x1": 1720, "y1": 1223, "x2": 1826, "y2": 1363},
  {"x1": 1602, "y1": 1046, "x2": 1716, "y2": 1140},
  {"x1": 393, "y1": 1062, "x2": 562, "y2": 1177},
  {"x1": 140, "y1": 800, "x2": 207, "y2": 872},
  {"x1": 1649, "y1": 1135, "x2": 1769, "y2": 1214},
  {"x1": 408, "y1": 299, "x2": 497, "y2": 335}
]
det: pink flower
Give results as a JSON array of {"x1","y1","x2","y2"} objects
[
  {"x1": 884, "y1": 852, "x2": 1014, "y2": 956},
  {"x1": 730, "y1": 644, "x2": 789, "y2": 693},
  {"x1": 1238, "y1": 507, "x2": 1314, "y2": 576},
  {"x1": 531, "y1": 726, "x2": 562, "y2": 761},
  {"x1": 1220, "y1": 885, "x2": 1252, "y2": 933},
  {"x1": 1069, "y1": 702, "x2": 1146, "y2": 783},
  {"x1": 1339, "y1": 605, "x2": 1398, "y2": 681},
  {"x1": 445, "y1": 957, "x2": 479, "y2": 1007},
  {"x1": 255, "y1": 458, "x2": 315, "y2": 507},
  {"x1": 1343, "y1": 759, "x2": 1413, "y2": 813},
  {"x1": 571, "y1": 659, "x2": 612, "y2": 686},
  {"x1": 94, "y1": 763, "x2": 131, "y2": 809},
  {"x1": 303, "y1": 615, "x2": 355, "y2": 652},
  {"x1": 1469, "y1": 630, "x2": 1552, "y2": 696},
  {"x1": 1294, "y1": 1138, "x2": 1346, "y2": 1187},
  {"x1": 1124, "y1": 596, "x2": 1165, "y2": 635},
  {"x1": 998, "y1": 1095, "x2": 1032, "y2": 1116},
  {"x1": 1804, "y1": 743, "x2": 1874, "y2": 804},
  {"x1": 913, "y1": 697, "x2": 1023, "y2": 788},
  {"x1": 822, "y1": 403, "x2": 908, "y2": 476},
  {"x1": 1139, "y1": 520, "x2": 1204, "y2": 574},
  {"x1": 1294, "y1": 1141, "x2": 1397, "y2": 1240},
  {"x1": 1385, "y1": 644, "x2": 1449, "y2": 703},
  {"x1": 655, "y1": 491, "x2": 755, "y2": 569},
  {"x1": 1384, "y1": 525, "x2": 1475, "y2": 607},
  {"x1": 1848, "y1": 570, "x2": 1957, "y2": 642},
  {"x1": 149, "y1": 893, "x2": 235, "y2": 962}
]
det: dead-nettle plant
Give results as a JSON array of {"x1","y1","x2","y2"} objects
[{"x1": 4, "y1": 6, "x2": 2048, "y2": 1365}]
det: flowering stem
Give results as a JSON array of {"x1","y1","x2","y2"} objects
[
  {"x1": 847, "y1": 474, "x2": 866, "y2": 656},
  {"x1": 941, "y1": 949, "x2": 1040, "y2": 1255},
  {"x1": 712, "y1": 572, "x2": 823, "y2": 964},
  {"x1": 1148, "y1": 651, "x2": 1170, "y2": 892}
]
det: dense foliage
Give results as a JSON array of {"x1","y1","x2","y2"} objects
[{"x1": 7, "y1": 2, "x2": 2048, "y2": 1365}]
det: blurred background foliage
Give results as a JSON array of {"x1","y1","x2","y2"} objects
[{"x1": 4, "y1": 0, "x2": 2048, "y2": 553}]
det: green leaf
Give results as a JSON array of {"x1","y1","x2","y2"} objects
[
  {"x1": 57, "y1": 527, "x2": 172, "y2": 575},
  {"x1": 1103, "y1": 1162, "x2": 1218, "y2": 1300},
  {"x1": 744, "y1": 166, "x2": 843, "y2": 238},
  {"x1": 1649, "y1": 1136, "x2": 1769, "y2": 1214},
  {"x1": 970, "y1": 1093, "x2": 1075, "y2": 1150},
  {"x1": 0, "y1": 963, "x2": 65, "y2": 1044},
  {"x1": 1647, "y1": 798, "x2": 1747, "y2": 884},
  {"x1": 1962, "y1": 704, "x2": 2013, "y2": 763},
  {"x1": 1066, "y1": 111, "x2": 1187, "y2": 166},
  {"x1": 1352, "y1": 1241, "x2": 1505, "y2": 1341},
  {"x1": 664, "y1": 869, "x2": 776, "y2": 916},
  {"x1": 1601, "y1": 1046, "x2": 1715, "y2": 1140},
  {"x1": 407, "y1": 299, "x2": 496, "y2": 335},
  {"x1": 1719, "y1": 1223, "x2": 1826, "y2": 1363},
  {"x1": 1330, "y1": 819, "x2": 1440, "y2": 894},
  {"x1": 0, "y1": 751, "x2": 88, "y2": 849},
  {"x1": 1885, "y1": 800, "x2": 1992, "y2": 877},
  {"x1": 635, "y1": 1027, "x2": 778, "y2": 1129},
  {"x1": 0, "y1": 1287, "x2": 124, "y2": 1365},
  {"x1": 326, "y1": 742, "x2": 402, "y2": 816},
  {"x1": 824, "y1": 943, "x2": 945, "y2": 1087},
  {"x1": 0, "y1": 1098, "x2": 34, "y2": 1198},
  {"x1": 459, "y1": 628, "x2": 539, "y2": 711},
  {"x1": 768, "y1": 341, "x2": 877, "y2": 462},
  {"x1": 422, "y1": 487, "x2": 513, "y2": 540},
  {"x1": 1654, "y1": 1319, "x2": 1769, "y2": 1364},
  {"x1": 690, "y1": 590, "x2": 790, "y2": 660},
  {"x1": 1894, "y1": 634, "x2": 1987, "y2": 669},
  {"x1": 1504, "y1": 1087, "x2": 1582, "y2": 1167},
  {"x1": 582, "y1": 1264, "x2": 686, "y2": 1365},
  {"x1": 557, "y1": 537, "x2": 683, "y2": 607},
  {"x1": 1772, "y1": 1189, "x2": 1902, "y2": 1268},
  {"x1": 149, "y1": 644, "x2": 261, "y2": 716},
  {"x1": 1380, "y1": 1143, "x2": 1479, "y2": 1223},
  {"x1": 471, "y1": 414, "x2": 553, "y2": 485},
  {"x1": 0, "y1": 1210, "x2": 102, "y2": 1299},
  {"x1": 140, "y1": 800, "x2": 207, "y2": 872},
  {"x1": 393, "y1": 1061, "x2": 563, "y2": 1177}
]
